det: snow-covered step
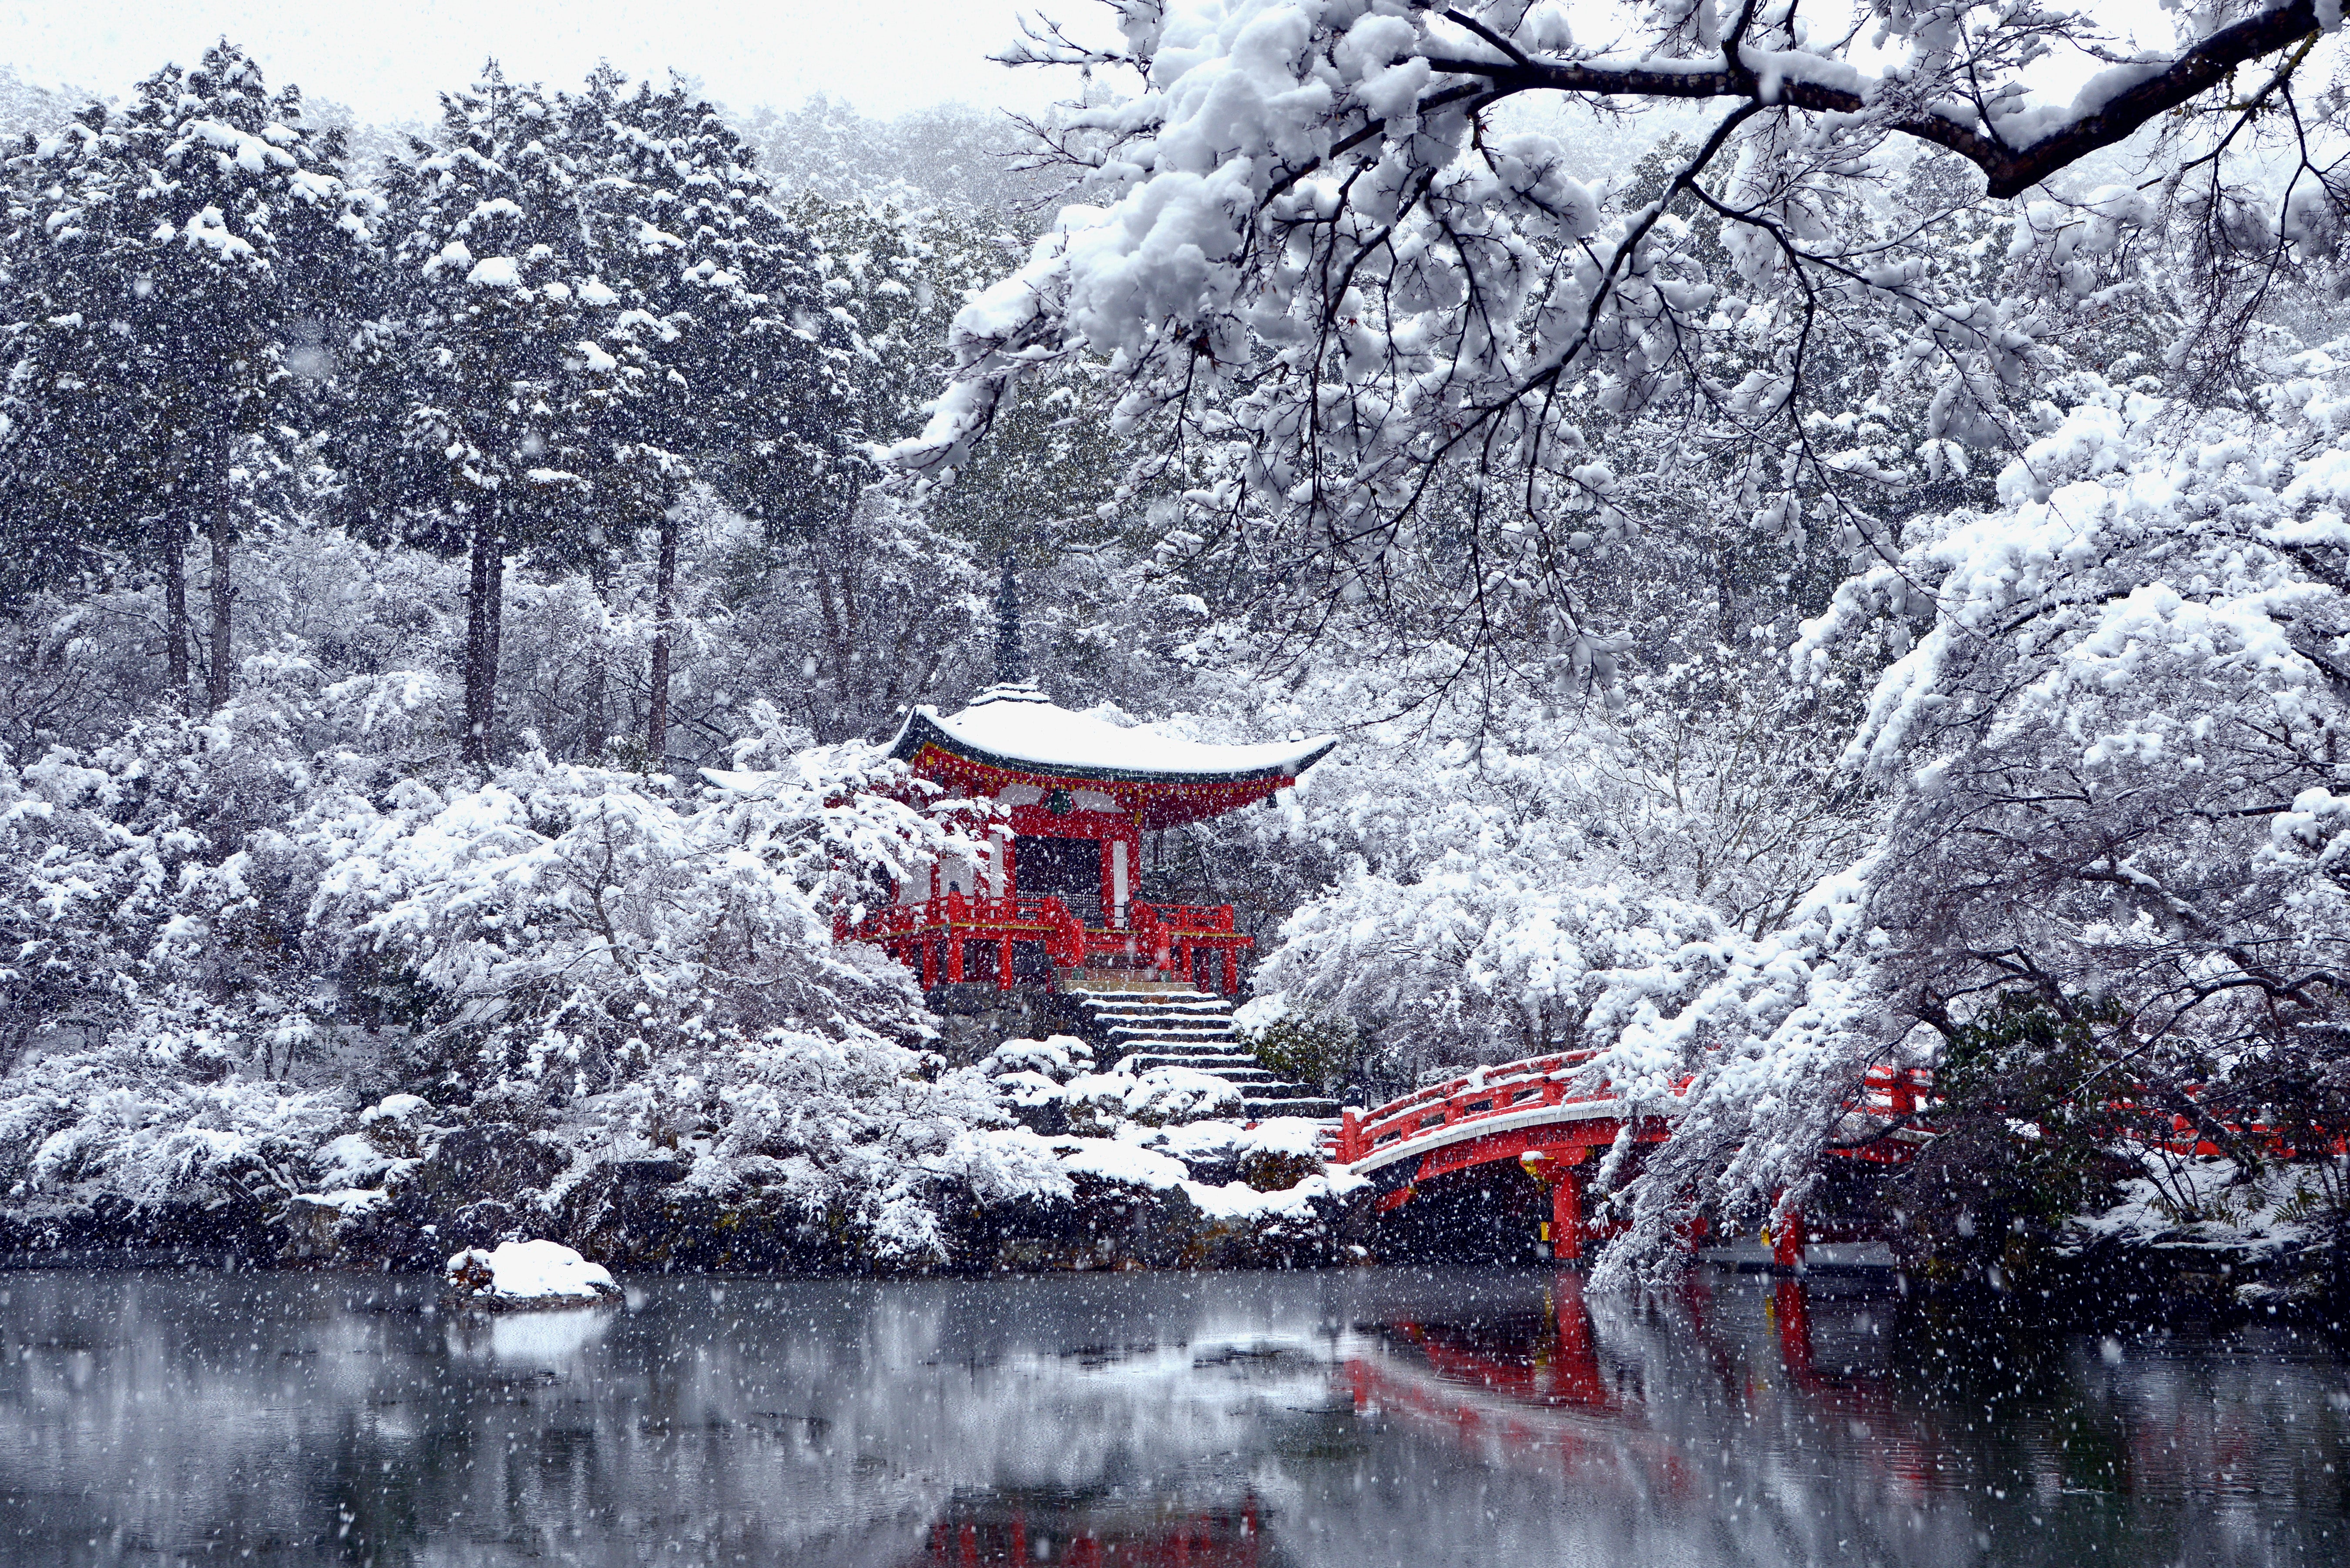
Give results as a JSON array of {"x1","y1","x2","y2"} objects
[
  {"x1": 1066, "y1": 985, "x2": 1330, "y2": 1126},
  {"x1": 1121, "y1": 1046, "x2": 1257, "y2": 1062},
  {"x1": 1244, "y1": 1098, "x2": 1341, "y2": 1119},
  {"x1": 1121, "y1": 1058, "x2": 1276, "y2": 1082},
  {"x1": 1109, "y1": 1029, "x2": 1237, "y2": 1042}
]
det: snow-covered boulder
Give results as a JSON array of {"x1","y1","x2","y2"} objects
[
  {"x1": 981, "y1": 1035, "x2": 1094, "y2": 1082},
  {"x1": 1064, "y1": 1067, "x2": 1243, "y2": 1133},
  {"x1": 444, "y1": 1240, "x2": 620, "y2": 1311}
]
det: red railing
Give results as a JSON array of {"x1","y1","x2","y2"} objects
[
  {"x1": 1329, "y1": 1052, "x2": 1621, "y2": 1166},
  {"x1": 1128, "y1": 901, "x2": 1252, "y2": 994},
  {"x1": 839, "y1": 894, "x2": 1255, "y2": 993},
  {"x1": 1328, "y1": 1056, "x2": 1935, "y2": 1168}
]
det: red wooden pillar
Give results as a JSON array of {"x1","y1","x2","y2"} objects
[
  {"x1": 1551, "y1": 1166, "x2": 1583, "y2": 1263},
  {"x1": 947, "y1": 935, "x2": 965, "y2": 984},
  {"x1": 1221, "y1": 945, "x2": 1238, "y2": 995},
  {"x1": 1772, "y1": 1206, "x2": 1806, "y2": 1271},
  {"x1": 997, "y1": 935, "x2": 1014, "y2": 990},
  {"x1": 1338, "y1": 1109, "x2": 1360, "y2": 1163},
  {"x1": 921, "y1": 937, "x2": 938, "y2": 989}
]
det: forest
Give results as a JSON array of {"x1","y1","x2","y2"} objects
[{"x1": 3, "y1": 2, "x2": 2350, "y2": 1293}]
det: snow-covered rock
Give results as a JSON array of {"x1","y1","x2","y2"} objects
[
  {"x1": 444, "y1": 1240, "x2": 620, "y2": 1310},
  {"x1": 1063, "y1": 1066, "x2": 1243, "y2": 1133},
  {"x1": 981, "y1": 1035, "x2": 1095, "y2": 1082}
]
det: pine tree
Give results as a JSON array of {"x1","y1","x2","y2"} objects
[
  {"x1": 361, "y1": 63, "x2": 621, "y2": 764},
  {"x1": 568, "y1": 72, "x2": 853, "y2": 765},
  {"x1": 0, "y1": 42, "x2": 366, "y2": 707}
]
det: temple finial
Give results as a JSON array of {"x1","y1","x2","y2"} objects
[{"x1": 994, "y1": 550, "x2": 1030, "y2": 686}]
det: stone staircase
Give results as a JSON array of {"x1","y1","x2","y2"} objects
[{"x1": 1062, "y1": 977, "x2": 1340, "y2": 1121}]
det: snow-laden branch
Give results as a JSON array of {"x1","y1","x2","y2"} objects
[
  {"x1": 892, "y1": 0, "x2": 2326, "y2": 626},
  {"x1": 1415, "y1": 2, "x2": 2330, "y2": 201}
]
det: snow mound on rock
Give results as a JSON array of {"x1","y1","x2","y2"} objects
[
  {"x1": 445, "y1": 1240, "x2": 619, "y2": 1309},
  {"x1": 1064, "y1": 1066, "x2": 1242, "y2": 1131}
]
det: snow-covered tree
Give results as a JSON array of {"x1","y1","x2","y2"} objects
[
  {"x1": 360, "y1": 64, "x2": 626, "y2": 764},
  {"x1": 0, "y1": 40, "x2": 367, "y2": 707},
  {"x1": 895, "y1": 2, "x2": 2347, "y2": 643},
  {"x1": 567, "y1": 72, "x2": 853, "y2": 764}
]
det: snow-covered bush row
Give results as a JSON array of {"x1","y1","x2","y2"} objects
[{"x1": 0, "y1": 636, "x2": 1075, "y2": 1263}]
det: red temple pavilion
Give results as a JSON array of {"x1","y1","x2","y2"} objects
[
  {"x1": 846, "y1": 679, "x2": 1333, "y2": 994},
  {"x1": 841, "y1": 557, "x2": 1333, "y2": 996}
]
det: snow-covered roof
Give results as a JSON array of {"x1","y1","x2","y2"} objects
[{"x1": 890, "y1": 682, "x2": 1335, "y2": 785}]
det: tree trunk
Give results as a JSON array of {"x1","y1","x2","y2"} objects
[
  {"x1": 581, "y1": 557, "x2": 611, "y2": 759},
  {"x1": 205, "y1": 502, "x2": 233, "y2": 713},
  {"x1": 462, "y1": 509, "x2": 504, "y2": 765},
  {"x1": 582, "y1": 644, "x2": 607, "y2": 761},
  {"x1": 810, "y1": 537, "x2": 843, "y2": 744},
  {"x1": 162, "y1": 513, "x2": 189, "y2": 704},
  {"x1": 646, "y1": 513, "x2": 675, "y2": 769}
]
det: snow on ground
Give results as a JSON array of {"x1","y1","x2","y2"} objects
[
  {"x1": 1047, "y1": 1118, "x2": 1367, "y2": 1225},
  {"x1": 2064, "y1": 1153, "x2": 2322, "y2": 1265}
]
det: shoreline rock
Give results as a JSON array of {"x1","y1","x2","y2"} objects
[{"x1": 443, "y1": 1239, "x2": 621, "y2": 1312}]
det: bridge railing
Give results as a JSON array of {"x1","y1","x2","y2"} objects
[
  {"x1": 1332, "y1": 1051, "x2": 1628, "y2": 1164},
  {"x1": 1330, "y1": 1056, "x2": 1945, "y2": 1168}
]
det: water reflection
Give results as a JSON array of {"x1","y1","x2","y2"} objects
[{"x1": 0, "y1": 1267, "x2": 2338, "y2": 1565}]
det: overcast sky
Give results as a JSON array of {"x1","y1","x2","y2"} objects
[
  {"x1": 0, "y1": 0, "x2": 2229, "y2": 132},
  {"x1": 0, "y1": 0, "x2": 1090, "y2": 122}
]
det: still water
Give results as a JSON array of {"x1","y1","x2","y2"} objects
[{"x1": 0, "y1": 1266, "x2": 2340, "y2": 1566}]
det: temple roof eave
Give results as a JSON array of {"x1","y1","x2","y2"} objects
[{"x1": 886, "y1": 706, "x2": 1337, "y2": 789}]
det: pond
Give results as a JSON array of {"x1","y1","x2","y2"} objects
[{"x1": 0, "y1": 1266, "x2": 2340, "y2": 1565}]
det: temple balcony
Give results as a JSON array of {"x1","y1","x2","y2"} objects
[{"x1": 840, "y1": 894, "x2": 1252, "y2": 995}]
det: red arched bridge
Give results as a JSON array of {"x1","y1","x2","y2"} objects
[
  {"x1": 1323, "y1": 1050, "x2": 2335, "y2": 1263},
  {"x1": 1321, "y1": 1052, "x2": 1932, "y2": 1264}
]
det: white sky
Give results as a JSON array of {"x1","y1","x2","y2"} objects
[
  {"x1": 0, "y1": 0, "x2": 2245, "y2": 132},
  {"x1": 0, "y1": 0, "x2": 1086, "y2": 122}
]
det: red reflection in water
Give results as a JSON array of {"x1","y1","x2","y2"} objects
[
  {"x1": 1345, "y1": 1272, "x2": 1964, "y2": 1507},
  {"x1": 910, "y1": 1500, "x2": 1263, "y2": 1566}
]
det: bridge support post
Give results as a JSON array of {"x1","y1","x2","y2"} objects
[
  {"x1": 1772, "y1": 1208, "x2": 1806, "y2": 1272},
  {"x1": 1550, "y1": 1168, "x2": 1584, "y2": 1264}
]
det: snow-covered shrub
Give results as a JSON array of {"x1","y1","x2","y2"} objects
[
  {"x1": 977, "y1": 1035, "x2": 1097, "y2": 1129},
  {"x1": 1233, "y1": 1005, "x2": 1360, "y2": 1097},
  {"x1": 0, "y1": 1038, "x2": 345, "y2": 1206},
  {"x1": 309, "y1": 744, "x2": 949, "y2": 1104},
  {"x1": 1145, "y1": 1115, "x2": 1333, "y2": 1192},
  {"x1": 634, "y1": 1027, "x2": 1069, "y2": 1264}
]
